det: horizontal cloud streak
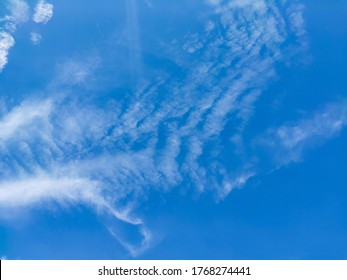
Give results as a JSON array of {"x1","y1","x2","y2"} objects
[{"x1": 257, "y1": 100, "x2": 347, "y2": 166}]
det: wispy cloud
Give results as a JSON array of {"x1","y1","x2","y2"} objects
[
  {"x1": 107, "y1": 224, "x2": 152, "y2": 257},
  {"x1": 30, "y1": 32, "x2": 41, "y2": 45},
  {"x1": 7, "y1": 0, "x2": 30, "y2": 24},
  {"x1": 0, "y1": 1, "x2": 30, "y2": 72},
  {"x1": 0, "y1": 0, "x2": 327, "y2": 256},
  {"x1": 257, "y1": 100, "x2": 347, "y2": 166},
  {"x1": 33, "y1": 0, "x2": 53, "y2": 24},
  {"x1": 54, "y1": 57, "x2": 100, "y2": 86},
  {"x1": 0, "y1": 0, "x2": 27, "y2": 72},
  {"x1": 0, "y1": 99, "x2": 52, "y2": 142}
]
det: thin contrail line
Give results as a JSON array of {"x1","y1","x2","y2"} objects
[{"x1": 126, "y1": 0, "x2": 143, "y2": 88}]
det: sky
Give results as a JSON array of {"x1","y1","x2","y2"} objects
[{"x1": 0, "y1": 0, "x2": 346, "y2": 260}]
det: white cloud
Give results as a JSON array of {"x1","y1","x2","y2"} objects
[
  {"x1": 7, "y1": 0, "x2": 30, "y2": 24},
  {"x1": 218, "y1": 172, "x2": 256, "y2": 199},
  {"x1": 33, "y1": 0, "x2": 54, "y2": 24},
  {"x1": 0, "y1": 176, "x2": 98, "y2": 209},
  {"x1": 0, "y1": 1, "x2": 31, "y2": 71},
  {"x1": 0, "y1": 0, "x2": 55, "y2": 71},
  {"x1": 0, "y1": 97, "x2": 151, "y2": 253},
  {"x1": 0, "y1": 99, "x2": 52, "y2": 142},
  {"x1": 0, "y1": 0, "x2": 314, "y2": 255},
  {"x1": 55, "y1": 58, "x2": 100, "y2": 86},
  {"x1": 30, "y1": 32, "x2": 42, "y2": 45},
  {"x1": 107, "y1": 225, "x2": 152, "y2": 257},
  {"x1": 287, "y1": 3, "x2": 306, "y2": 37},
  {"x1": 0, "y1": 32, "x2": 15, "y2": 72},
  {"x1": 258, "y1": 100, "x2": 347, "y2": 165},
  {"x1": 106, "y1": 0, "x2": 308, "y2": 197}
]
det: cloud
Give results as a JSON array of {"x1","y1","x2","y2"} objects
[
  {"x1": 7, "y1": 0, "x2": 30, "y2": 24},
  {"x1": 0, "y1": 168, "x2": 147, "y2": 242},
  {"x1": 287, "y1": 3, "x2": 306, "y2": 37},
  {"x1": 0, "y1": 176, "x2": 100, "y2": 209},
  {"x1": 0, "y1": 0, "x2": 318, "y2": 255},
  {"x1": 54, "y1": 57, "x2": 100, "y2": 86},
  {"x1": 30, "y1": 32, "x2": 42, "y2": 45},
  {"x1": 0, "y1": 0, "x2": 54, "y2": 71},
  {"x1": 0, "y1": 96, "x2": 151, "y2": 252},
  {"x1": 0, "y1": 32, "x2": 15, "y2": 72},
  {"x1": 0, "y1": 99, "x2": 52, "y2": 142},
  {"x1": 33, "y1": 0, "x2": 54, "y2": 24},
  {"x1": 107, "y1": 224, "x2": 152, "y2": 257},
  {"x1": 0, "y1": 1, "x2": 29, "y2": 71},
  {"x1": 218, "y1": 172, "x2": 256, "y2": 200},
  {"x1": 257, "y1": 100, "x2": 347, "y2": 166}
]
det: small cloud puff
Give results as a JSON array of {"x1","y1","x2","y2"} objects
[
  {"x1": 30, "y1": 32, "x2": 42, "y2": 45},
  {"x1": 33, "y1": 0, "x2": 54, "y2": 24}
]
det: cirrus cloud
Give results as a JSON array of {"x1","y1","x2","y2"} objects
[{"x1": 1, "y1": 0, "x2": 341, "y2": 257}]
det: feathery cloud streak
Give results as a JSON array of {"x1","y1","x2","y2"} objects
[{"x1": 257, "y1": 100, "x2": 347, "y2": 166}]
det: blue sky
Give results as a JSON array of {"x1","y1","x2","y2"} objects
[{"x1": 0, "y1": 0, "x2": 346, "y2": 259}]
